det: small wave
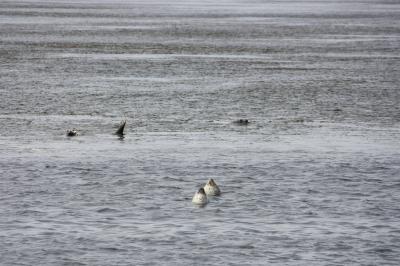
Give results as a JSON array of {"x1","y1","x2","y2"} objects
[
  {"x1": 16, "y1": 209, "x2": 46, "y2": 216},
  {"x1": 367, "y1": 247, "x2": 394, "y2": 254},
  {"x1": 215, "y1": 243, "x2": 255, "y2": 250},
  {"x1": 96, "y1": 207, "x2": 119, "y2": 213},
  {"x1": 82, "y1": 181, "x2": 102, "y2": 186},
  {"x1": 99, "y1": 246, "x2": 127, "y2": 252}
]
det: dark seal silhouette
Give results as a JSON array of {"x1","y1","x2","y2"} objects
[
  {"x1": 233, "y1": 119, "x2": 249, "y2": 125},
  {"x1": 66, "y1": 128, "x2": 78, "y2": 137}
]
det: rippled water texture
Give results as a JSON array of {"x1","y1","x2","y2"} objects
[{"x1": 1, "y1": 0, "x2": 400, "y2": 265}]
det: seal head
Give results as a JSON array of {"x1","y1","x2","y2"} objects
[
  {"x1": 203, "y1": 178, "x2": 221, "y2": 196},
  {"x1": 233, "y1": 119, "x2": 249, "y2": 125},
  {"x1": 192, "y1": 187, "x2": 208, "y2": 205},
  {"x1": 66, "y1": 128, "x2": 78, "y2": 137}
]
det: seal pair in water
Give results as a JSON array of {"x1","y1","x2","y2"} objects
[
  {"x1": 192, "y1": 178, "x2": 221, "y2": 205},
  {"x1": 66, "y1": 120, "x2": 126, "y2": 137}
]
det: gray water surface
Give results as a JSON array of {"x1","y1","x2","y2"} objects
[{"x1": 1, "y1": 0, "x2": 400, "y2": 265}]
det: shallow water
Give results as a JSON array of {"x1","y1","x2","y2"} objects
[{"x1": 1, "y1": 0, "x2": 400, "y2": 265}]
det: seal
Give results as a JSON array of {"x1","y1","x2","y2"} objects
[
  {"x1": 115, "y1": 120, "x2": 126, "y2": 135},
  {"x1": 192, "y1": 188, "x2": 208, "y2": 205},
  {"x1": 66, "y1": 128, "x2": 78, "y2": 137},
  {"x1": 233, "y1": 119, "x2": 249, "y2": 125},
  {"x1": 203, "y1": 178, "x2": 221, "y2": 196}
]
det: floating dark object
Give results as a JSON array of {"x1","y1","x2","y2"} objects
[
  {"x1": 293, "y1": 118, "x2": 304, "y2": 123},
  {"x1": 66, "y1": 128, "x2": 78, "y2": 137},
  {"x1": 115, "y1": 120, "x2": 126, "y2": 135},
  {"x1": 233, "y1": 119, "x2": 249, "y2": 125},
  {"x1": 333, "y1": 108, "x2": 342, "y2": 112}
]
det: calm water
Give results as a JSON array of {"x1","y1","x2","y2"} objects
[{"x1": 1, "y1": 0, "x2": 400, "y2": 265}]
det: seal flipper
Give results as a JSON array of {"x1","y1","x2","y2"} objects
[{"x1": 115, "y1": 120, "x2": 126, "y2": 135}]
